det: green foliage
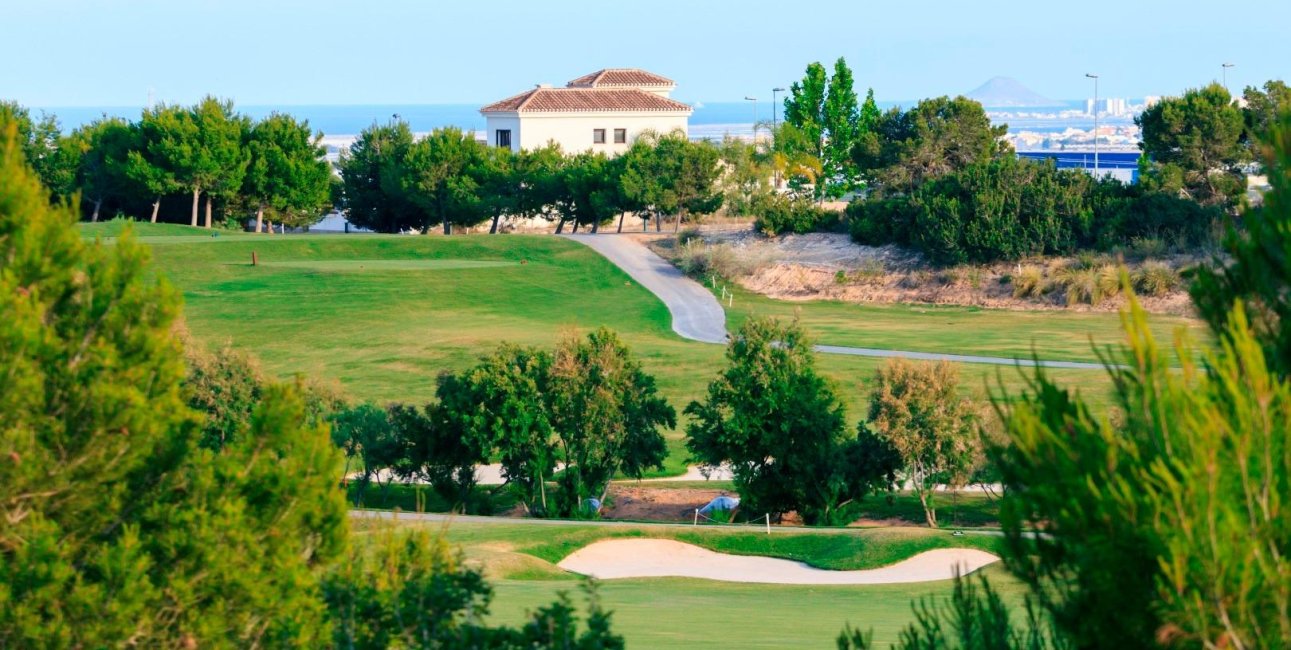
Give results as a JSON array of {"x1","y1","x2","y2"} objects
[
  {"x1": 323, "y1": 527, "x2": 623, "y2": 649},
  {"x1": 854, "y1": 95, "x2": 1008, "y2": 195},
  {"x1": 183, "y1": 341, "x2": 265, "y2": 450},
  {"x1": 782, "y1": 58, "x2": 873, "y2": 198},
  {"x1": 1242, "y1": 80, "x2": 1291, "y2": 146},
  {"x1": 0, "y1": 126, "x2": 348, "y2": 645},
  {"x1": 752, "y1": 192, "x2": 839, "y2": 235},
  {"x1": 244, "y1": 112, "x2": 332, "y2": 231},
  {"x1": 69, "y1": 116, "x2": 135, "y2": 221},
  {"x1": 620, "y1": 130, "x2": 724, "y2": 232},
  {"x1": 716, "y1": 136, "x2": 773, "y2": 215},
  {"x1": 865, "y1": 360, "x2": 979, "y2": 528},
  {"x1": 433, "y1": 330, "x2": 673, "y2": 518},
  {"x1": 336, "y1": 119, "x2": 426, "y2": 233},
  {"x1": 403, "y1": 126, "x2": 492, "y2": 234},
  {"x1": 685, "y1": 318, "x2": 898, "y2": 525},
  {"x1": 847, "y1": 156, "x2": 1223, "y2": 265},
  {"x1": 1138, "y1": 83, "x2": 1248, "y2": 207},
  {"x1": 1191, "y1": 110, "x2": 1291, "y2": 377}
]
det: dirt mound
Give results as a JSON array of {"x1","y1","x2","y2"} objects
[{"x1": 603, "y1": 486, "x2": 733, "y2": 522}]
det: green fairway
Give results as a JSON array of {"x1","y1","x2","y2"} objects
[
  {"x1": 89, "y1": 225, "x2": 1136, "y2": 472},
  {"x1": 360, "y1": 518, "x2": 1018, "y2": 649},
  {"x1": 719, "y1": 282, "x2": 1206, "y2": 366}
]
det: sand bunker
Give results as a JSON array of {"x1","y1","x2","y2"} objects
[{"x1": 557, "y1": 538, "x2": 999, "y2": 585}]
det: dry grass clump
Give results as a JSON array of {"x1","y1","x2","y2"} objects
[
  {"x1": 1133, "y1": 261, "x2": 1181, "y2": 297},
  {"x1": 1012, "y1": 265, "x2": 1047, "y2": 299},
  {"x1": 676, "y1": 241, "x2": 760, "y2": 279},
  {"x1": 1051, "y1": 264, "x2": 1123, "y2": 306}
]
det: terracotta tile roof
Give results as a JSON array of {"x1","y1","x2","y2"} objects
[
  {"x1": 566, "y1": 68, "x2": 675, "y2": 88},
  {"x1": 480, "y1": 88, "x2": 691, "y2": 114}
]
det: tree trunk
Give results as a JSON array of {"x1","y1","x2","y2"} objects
[
  {"x1": 490, "y1": 215, "x2": 500, "y2": 234},
  {"x1": 916, "y1": 487, "x2": 937, "y2": 528},
  {"x1": 591, "y1": 219, "x2": 599, "y2": 234},
  {"x1": 150, "y1": 197, "x2": 160, "y2": 223},
  {"x1": 616, "y1": 212, "x2": 626, "y2": 233},
  {"x1": 266, "y1": 221, "x2": 274, "y2": 235},
  {"x1": 204, "y1": 194, "x2": 213, "y2": 229},
  {"x1": 255, "y1": 205, "x2": 264, "y2": 233},
  {"x1": 571, "y1": 220, "x2": 580, "y2": 233},
  {"x1": 654, "y1": 213, "x2": 661, "y2": 232},
  {"x1": 91, "y1": 198, "x2": 102, "y2": 222},
  {"x1": 442, "y1": 220, "x2": 451, "y2": 235},
  {"x1": 190, "y1": 188, "x2": 200, "y2": 227},
  {"x1": 555, "y1": 217, "x2": 567, "y2": 234},
  {"x1": 674, "y1": 208, "x2": 685, "y2": 233}
]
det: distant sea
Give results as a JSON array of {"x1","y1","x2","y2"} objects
[{"x1": 36, "y1": 99, "x2": 1133, "y2": 148}]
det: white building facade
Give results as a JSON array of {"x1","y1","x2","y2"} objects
[{"x1": 480, "y1": 69, "x2": 692, "y2": 155}]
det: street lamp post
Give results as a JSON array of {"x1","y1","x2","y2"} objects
[
  {"x1": 1086, "y1": 73, "x2": 1099, "y2": 179},
  {"x1": 744, "y1": 96, "x2": 758, "y2": 142},
  {"x1": 771, "y1": 87, "x2": 786, "y2": 132},
  {"x1": 1222, "y1": 63, "x2": 1235, "y2": 93}
]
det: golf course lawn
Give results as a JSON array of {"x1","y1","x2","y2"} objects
[
  {"x1": 357, "y1": 518, "x2": 1019, "y2": 648},
  {"x1": 84, "y1": 223, "x2": 1150, "y2": 474}
]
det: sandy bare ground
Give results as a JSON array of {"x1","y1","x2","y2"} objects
[{"x1": 557, "y1": 538, "x2": 1000, "y2": 585}]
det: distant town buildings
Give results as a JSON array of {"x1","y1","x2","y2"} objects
[
  {"x1": 1086, "y1": 97, "x2": 1129, "y2": 117},
  {"x1": 479, "y1": 68, "x2": 692, "y2": 154}
]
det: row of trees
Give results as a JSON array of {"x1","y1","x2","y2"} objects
[
  {"x1": 333, "y1": 329, "x2": 675, "y2": 517},
  {"x1": 0, "y1": 125, "x2": 621, "y2": 647},
  {"x1": 1, "y1": 97, "x2": 333, "y2": 230},
  {"x1": 835, "y1": 81, "x2": 1291, "y2": 263},
  {"x1": 338, "y1": 123, "x2": 724, "y2": 234},
  {"x1": 840, "y1": 110, "x2": 1291, "y2": 650}
]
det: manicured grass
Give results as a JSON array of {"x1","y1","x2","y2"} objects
[
  {"x1": 717, "y1": 280, "x2": 1206, "y2": 366},
  {"x1": 485, "y1": 567, "x2": 1027, "y2": 649},
  {"x1": 80, "y1": 220, "x2": 250, "y2": 239},
  {"x1": 90, "y1": 225, "x2": 1127, "y2": 473},
  {"x1": 357, "y1": 518, "x2": 1021, "y2": 649}
]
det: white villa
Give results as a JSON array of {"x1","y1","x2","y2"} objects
[{"x1": 480, "y1": 68, "x2": 692, "y2": 155}]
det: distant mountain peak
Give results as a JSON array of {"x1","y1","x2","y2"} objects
[{"x1": 965, "y1": 76, "x2": 1057, "y2": 108}]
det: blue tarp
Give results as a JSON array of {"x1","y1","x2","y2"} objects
[{"x1": 699, "y1": 495, "x2": 740, "y2": 514}]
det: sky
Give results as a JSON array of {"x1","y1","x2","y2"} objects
[{"x1": 4, "y1": 0, "x2": 1289, "y2": 108}]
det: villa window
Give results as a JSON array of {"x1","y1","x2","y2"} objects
[
  {"x1": 496, "y1": 129, "x2": 512, "y2": 148},
  {"x1": 593, "y1": 128, "x2": 606, "y2": 144},
  {"x1": 614, "y1": 128, "x2": 627, "y2": 143}
]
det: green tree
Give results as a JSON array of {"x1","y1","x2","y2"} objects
[
  {"x1": 716, "y1": 136, "x2": 772, "y2": 215},
  {"x1": 784, "y1": 62, "x2": 829, "y2": 162},
  {"x1": 865, "y1": 359, "x2": 979, "y2": 528},
  {"x1": 1138, "y1": 83, "x2": 1247, "y2": 207},
  {"x1": 686, "y1": 318, "x2": 893, "y2": 524},
  {"x1": 854, "y1": 95, "x2": 1008, "y2": 195},
  {"x1": 821, "y1": 57, "x2": 862, "y2": 198},
  {"x1": 183, "y1": 341, "x2": 265, "y2": 451},
  {"x1": 125, "y1": 104, "x2": 184, "y2": 223},
  {"x1": 439, "y1": 344, "x2": 557, "y2": 515},
  {"x1": 323, "y1": 527, "x2": 623, "y2": 649},
  {"x1": 547, "y1": 328, "x2": 674, "y2": 515},
  {"x1": 1242, "y1": 79, "x2": 1291, "y2": 146},
  {"x1": 0, "y1": 102, "x2": 77, "y2": 201},
  {"x1": 0, "y1": 124, "x2": 347, "y2": 646},
  {"x1": 69, "y1": 116, "x2": 134, "y2": 221},
  {"x1": 337, "y1": 119, "x2": 427, "y2": 233},
  {"x1": 403, "y1": 126, "x2": 490, "y2": 234},
  {"x1": 556, "y1": 151, "x2": 626, "y2": 234},
  {"x1": 620, "y1": 130, "x2": 723, "y2": 232},
  {"x1": 244, "y1": 112, "x2": 332, "y2": 233}
]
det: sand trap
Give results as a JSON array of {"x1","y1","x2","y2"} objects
[{"x1": 557, "y1": 538, "x2": 999, "y2": 585}]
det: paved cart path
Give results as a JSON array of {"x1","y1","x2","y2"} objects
[{"x1": 562, "y1": 234, "x2": 1111, "y2": 371}]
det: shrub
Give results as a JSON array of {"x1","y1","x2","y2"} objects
[
  {"x1": 1055, "y1": 267, "x2": 1100, "y2": 305},
  {"x1": 676, "y1": 242, "x2": 751, "y2": 279},
  {"x1": 1096, "y1": 264, "x2": 1122, "y2": 301},
  {"x1": 676, "y1": 226, "x2": 703, "y2": 246},
  {"x1": 1012, "y1": 265, "x2": 1047, "y2": 299},
  {"x1": 1128, "y1": 236, "x2": 1168, "y2": 259},
  {"x1": 1133, "y1": 261, "x2": 1180, "y2": 296},
  {"x1": 853, "y1": 260, "x2": 887, "y2": 286},
  {"x1": 753, "y1": 193, "x2": 837, "y2": 235}
]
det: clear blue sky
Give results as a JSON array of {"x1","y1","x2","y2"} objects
[{"x1": 5, "y1": 0, "x2": 1288, "y2": 108}]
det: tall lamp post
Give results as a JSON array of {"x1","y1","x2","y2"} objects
[
  {"x1": 1085, "y1": 73, "x2": 1099, "y2": 179},
  {"x1": 744, "y1": 96, "x2": 758, "y2": 142},
  {"x1": 771, "y1": 87, "x2": 786, "y2": 132},
  {"x1": 1222, "y1": 62, "x2": 1235, "y2": 93}
]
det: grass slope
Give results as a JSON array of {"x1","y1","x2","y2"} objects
[{"x1": 93, "y1": 226, "x2": 1133, "y2": 472}]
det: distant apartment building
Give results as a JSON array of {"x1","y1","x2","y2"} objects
[
  {"x1": 480, "y1": 68, "x2": 692, "y2": 155},
  {"x1": 1086, "y1": 97, "x2": 1129, "y2": 117}
]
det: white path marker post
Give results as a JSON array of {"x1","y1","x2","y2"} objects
[
  {"x1": 765, "y1": 513, "x2": 771, "y2": 535},
  {"x1": 694, "y1": 509, "x2": 699, "y2": 526}
]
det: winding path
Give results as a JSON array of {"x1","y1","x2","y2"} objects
[{"x1": 562, "y1": 234, "x2": 1112, "y2": 370}]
